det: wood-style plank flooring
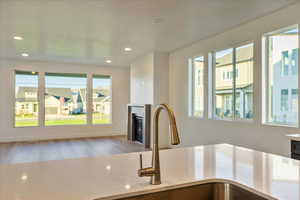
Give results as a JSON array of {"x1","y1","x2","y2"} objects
[{"x1": 0, "y1": 136, "x2": 147, "y2": 164}]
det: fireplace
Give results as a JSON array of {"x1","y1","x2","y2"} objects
[
  {"x1": 127, "y1": 104, "x2": 151, "y2": 148},
  {"x1": 133, "y1": 115, "x2": 143, "y2": 143}
]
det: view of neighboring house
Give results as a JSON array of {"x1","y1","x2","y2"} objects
[
  {"x1": 211, "y1": 45, "x2": 253, "y2": 119},
  {"x1": 193, "y1": 58, "x2": 204, "y2": 117},
  {"x1": 271, "y1": 32, "x2": 298, "y2": 124},
  {"x1": 45, "y1": 88, "x2": 87, "y2": 116},
  {"x1": 92, "y1": 89, "x2": 111, "y2": 116},
  {"x1": 191, "y1": 33, "x2": 298, "y2": 122},
  {"x1": 16, "y1": 87, "x2": 111, "y2": 118},
  {"x1": 15, "y1": 87, "x2": 38, "y2": 116},
  {"x1": 193, "y1": 45, "x2": 254, "y2": 119}
]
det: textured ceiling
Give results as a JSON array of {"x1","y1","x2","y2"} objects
[{"x1": 0, "y1": 0, "x2": 299, "y2": 67}]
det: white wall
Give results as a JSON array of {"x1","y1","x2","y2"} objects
[
  {"x1": 153, "y1": 52, "x2": 171, "y2": 146},
  {"x1": 0, "y1": 59, "x2": 130, "y2": 142},
  {"x1": 169, "y1": 2, "x2": 300, "y2": 157},
  {"x1": 130, "y1": 52, "x2": 170, "y2": 147},
  {"x1": 130, "y1": 53, "x2": 154, "y2": 105},
  {"x1": 153, "y1": 52, "x2": 169, "y2": 106}
]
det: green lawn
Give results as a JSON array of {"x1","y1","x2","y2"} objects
[
  {"x1": 45, "y1": 119, "x2": 87, "y2": 126},
  {"x1": 93, "y1": 118, "x2": 111, "y2": 125},
  {"x1": 15, "y1": 114, "x2": 111, "y2": 127},
  {"x1": 92, "y1": 113, "x2": 111, "y2": 124},
  {"x1": 15, "y1": 121, "x2": 39, "y2": 127}
]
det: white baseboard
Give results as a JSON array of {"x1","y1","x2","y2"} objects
[{"x1": 0, "y1": 131, "x2": 126, "y2": 143}]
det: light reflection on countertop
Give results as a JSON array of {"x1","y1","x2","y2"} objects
[{"x1": 0, "y1": 144, "x2": 299, "y2": 200}]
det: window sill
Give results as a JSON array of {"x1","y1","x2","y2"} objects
[
  {"x1": 15, "y1": 123, "x2": 113, "y2": 128},
  {"x1": 14, "y1": 126, "x2": 40, "y2": 129},
  {"x1": 210, "y1": 117, "x2": 254, "y2": 123},
  {"x1": 262, "y1": 122, "x2": 298, "y2": 128},
  {"x1": 92, "y1": 123, "x2": 113, "y2": 126},
  {"x1": 45, "y1": 124, "x2": 88, "y2": 127},
  {"x1": 188, "y1": 116, "x2": 205, "y2": 120}
]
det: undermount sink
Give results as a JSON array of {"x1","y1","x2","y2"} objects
[{"x1": 118, "y1": 182, "x2": 268, "y2": 200}]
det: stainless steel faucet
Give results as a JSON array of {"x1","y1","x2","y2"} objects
[{"x1": 138, "y1": 104, "x2": 180, "y2": 185}]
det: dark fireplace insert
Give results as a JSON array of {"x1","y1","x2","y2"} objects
[
  {"x1": 133, "y1": 114, "x2": 143, "y2": 143},
  {"x1": 127, "y1": 104, "x2": 151, "y2": 148}
]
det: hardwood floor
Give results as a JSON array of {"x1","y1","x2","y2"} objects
[{"x1": 0, "y1": 136, "x2": 147, "y2": 164}]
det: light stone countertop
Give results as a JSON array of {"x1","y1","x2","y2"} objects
[{"x1": 0, "y1": 144, "x2": 299, "y2": 200}]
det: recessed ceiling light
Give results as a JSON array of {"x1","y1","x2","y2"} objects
[
  {"x1": 21, "y1": 53, "x2": 29, "y2": 57},
  {"x1": 124, "y1": 184, "x2": 131, "y2": 190},
  {"x1": 13, "y1": 36, "x2": 23, "y2": 40},
  {"x1": 31, "y1": 71, "x2": 36, "y2": 75},
  {"x1": 21, "y1": 174, "x2": 28, "y2": 181},
  {"x1": 106, "y1": 60, "x2": 112, "y2": 64},
  {"x1": 105, "y1": 165, "x2": 111, "y2": 171},
  {"x1": 124, "y1": 47, "x2": 132, "y2": 52}
]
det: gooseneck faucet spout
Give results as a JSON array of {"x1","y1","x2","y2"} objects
[{"x1": 138, "y1": 104, "x2": 180, "y2": 185}]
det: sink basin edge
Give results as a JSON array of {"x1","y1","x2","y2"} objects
[{"x1": 93, "y1": 178, "x2": 277, "y2": 200}]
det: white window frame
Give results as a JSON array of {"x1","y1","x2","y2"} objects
[
  {"x1": 13, "y1": 70, "x2": 40, "y2": 128},
  {"x1": 188, "y1": 55, "x2": 205, "y2": 119},
  {"x1": 44, "y1": 72, "x2": 88, "y2": 127},
  {"x1": 210, "y1": 41, "x2": 254, "y2": 122},
  {"x1": 13, "y1": 70, "x2": 113, "y2": 128},
  {"x1": 91, "y1": 74, "x2": 113, "y2": 125},
  {"x1": 262, "y1": 24, "x2": 299, "y2": 127}
]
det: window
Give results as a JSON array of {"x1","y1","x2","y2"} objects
[
  {"x1": 263, "y1": 26, "x2": 298, "y2": 126},
  {"x1": 235, "y1": 44, "x2": 254, "y2": 120},
  {"x1": 15, "y1": 71, "x2": 39, "y2": 127},
  {"x1": 282, "y1": 51, "x2": 289, "y2": 76},
  {"x1": 292, "y1": 49, "x2": 299, "y2": 75},
  {"x1": 213, "y1": 43, "x2": 254, "y2": 120},
  {"x1": 280, "y1": 89, "x2": 289, "y2": 112},
  {"x1": 222, "y1": 69, "x2": 239, "y2": 81},
  {"x1": 292, "y1": 89, "x2": 298, "y2": 112},
  {"x1": 197, "y1": 70, "x2": 202, "y2": 86},
  {"x1": 92, "y1": 75, "x2": 112, "y2": 124},
  {"x1": 189, "y1": 56, "x2": 204, "y2": 118},
  {"x1": 281, "y1": 48, "x2": 299, "y2": 76},
  {"x1": 45, "y1": 73, "x2": 87, "y2": 126},
  {"x1": 14, "y1": 71, "x2": 113, "y2": 128},
  {"x1": 214, "y1": 48, "x2": 234, "y2": 119}
]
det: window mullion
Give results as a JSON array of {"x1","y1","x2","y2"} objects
[
  {"x1": 191, "y1": 58, "x2": 195, "y2": 116},
  {"x1": 211, "y1": 52, "x2": 216, "y2": 119},
  {"x1": 265, "y1": 36, "x2": 270, "y2": 124},
  {"x1": 204, "y1": 53, "x2": 209, "y2": 119},
  {"x1": 39, "y1": 72, "x2": 45, "y2": 127},
  {"x1": 188, "y1": 58, "x2": 194, "y2": 117},
  {"x1": 233, "y1": 48, "x2": 237, "y2": 120},
  {"x1": 87, "y1": 73, "x2": 93, "y2": 125},
  {"x1": 298, "y1": 29, "x2": 300, "y2": 127}
]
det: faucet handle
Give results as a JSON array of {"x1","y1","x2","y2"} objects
[
  {"x1": 138, "y1": 153, "x2": 155, "y2": 177},
  {"x1": 139, "y1": 153, "x2": 143, "y2": 169}
]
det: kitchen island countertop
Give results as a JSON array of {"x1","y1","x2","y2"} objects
[{"x1": 0, "y1": 144, "x2": 298, "y2": 200}]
